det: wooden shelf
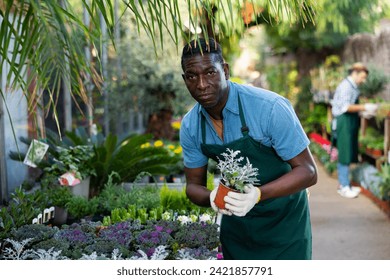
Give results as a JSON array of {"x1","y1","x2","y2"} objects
[
  {"x1": 360, "y1": 116, "x2": 389, "y2": 165},
  {"x1": 361, "y1": 153, "x2": 387, "y2": 170}
]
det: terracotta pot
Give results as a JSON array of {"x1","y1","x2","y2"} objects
[
  {"x1": 214, "y1": 180, "x2": 239, "y2": 209},
  {"x1": 372, "y1": 149, "x2": 383, "y2": 157}
]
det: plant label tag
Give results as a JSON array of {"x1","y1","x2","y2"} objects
[{"x1": 23, "y1": 139, "x2": 49, "y2": 168}]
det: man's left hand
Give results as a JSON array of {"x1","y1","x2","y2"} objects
[{"x1": 224, "y1": 185, "x2": 260, "y2": 217}]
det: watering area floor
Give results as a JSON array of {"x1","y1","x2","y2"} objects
[{"x1": 308, "y1": 159, "x2": 390, "y2": 259}]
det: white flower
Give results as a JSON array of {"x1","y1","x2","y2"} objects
[
  {"x1": 177, "y1": 215, "x2": 191, "y2": 224},
  {"x1": 199, "y1": 213, "x2": 212, "y2": 223}
]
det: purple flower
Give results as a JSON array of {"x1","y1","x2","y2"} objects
[
  {"x1": 54, "y1": 228, "x2": 93, "y2": 247},
  {"x1": 155, "y1": 226, "x2": 163, "y2": 232},
  {"x1": 135, "y1": 228, "x2": 173, "y2": 256},
  {"x1": 99, "y1": 221, "x2": 134, "y2": 246}
]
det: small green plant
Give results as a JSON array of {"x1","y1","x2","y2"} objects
[
  {"x1": 43, "y1": 145, "x2": 96, "y2": 180},
  {"x1": 44, "y1": 186, "x2": 73, "y2": 208},
  {"x1": 65, "y1": 196, "x2": 99, "y2": 220},
  {"x1": 375, "y1": 103, "x2": 390, "y2": 125},
  {"x1": 377, "y1": 163, "x2": 390, "y2": 200},
  {"x1": 0, "y1": 188, "x2": 45, "y2": 239}
]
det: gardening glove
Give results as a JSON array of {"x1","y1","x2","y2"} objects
[
  {"x1": 364, "y1": 103, "x2": 379, "y2": 114},
  {"x1": 360, "y1": 110, "x2": 376, "y2": 119},
  {"x1": 210, "y1": 187, "x2": 232, "y2": 216},
  {"x1": 224, "y1": 184, "x2": 261, "y2": 217}
]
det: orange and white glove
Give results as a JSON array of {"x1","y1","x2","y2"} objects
[
  {"x1": 209, "y1": 187, "x2": 232, "y2": 216},
  {"x1": 224, "y1": 185, "x2": 261, "y2": 217}
]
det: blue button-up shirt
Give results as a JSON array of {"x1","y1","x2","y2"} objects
[{"x1": 180, "y1": 81, "x2": 310, "y2": 168}]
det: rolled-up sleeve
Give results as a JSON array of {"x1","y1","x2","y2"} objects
[{"x1": 180, "y1": 116, "x2": 208, "y2": 168}]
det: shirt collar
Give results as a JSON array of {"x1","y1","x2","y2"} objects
[
  {"x1": 347, "y1": 76, "x2": 358, "y2": 89},
  {"x1": 198, "y1": 81, "x2": 240, "y2": 116}
]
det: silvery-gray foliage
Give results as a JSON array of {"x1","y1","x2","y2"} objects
[
  {"x1": 1, "y1": 238, "x2": 36, "y2": 260},
  {"x1": 79, "y1": 248, "x2": 127, "y2": 260},
  {"x1": 130, "y1": 245, "x2": 169, "y2": 260},
  {"x1": 217, "y1": 148, "x2": 259, "y2": 192},
  {"x1": 176, "y1": 247, "x2": 217, "y2": 260},
  {"x1": 30, "y1": 248, "x2": 68, "y2": 260}
]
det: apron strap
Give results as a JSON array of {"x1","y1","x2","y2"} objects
[
  {"x1": 237, "y1": 95, "x2": 249, "y2": 136},
  {"x1": 201, "y1": 113, "x2": 206, "y2": 144},
  {"x1": 200, "y1": 94, "x2": 249, "y2": 143}
]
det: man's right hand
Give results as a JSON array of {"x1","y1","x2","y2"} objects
[
  {"x1": 210, "y1": 187, "x2": 232, "y2": 216},
  {"x1": 364, "y1": 103, "x2": 379, "y2": 113}
]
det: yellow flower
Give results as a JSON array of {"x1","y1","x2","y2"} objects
[
  {"x1": 167, "y1": 144, "x2": 175, "y2": 150},
  {"x1": 154, "y1": 140, "x2": 164, "y2": 147},
  {"x1": 141, "y1": 142, "x2": 151, "y2": 149},
  {"x1": 171, "y1": 121, "x2": 181, "y2": 130},
  {"x1": 173, "y1": 146, "x2": 182, "y2": 154},
  {"x1": 229, "y1": 76, "x2": 244, "y2": 84}
]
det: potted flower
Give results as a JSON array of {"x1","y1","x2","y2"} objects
[{"x1": 214, "y1": 148, "x2": 259, "y2": 209}]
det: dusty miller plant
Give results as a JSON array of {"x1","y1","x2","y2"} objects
[
  {"x1": 130, "y1": 245, "x2": 169, "y2": 260},
  {"x1": 1, "y1": 238, "x2": 35, "y2": 260},
  {"x1": 216, "y1": 148, "x2": 259, "y2": 192}
]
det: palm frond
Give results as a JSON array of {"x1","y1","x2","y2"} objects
[{"x1": 0, "y1": 0, "x2": 114, "y2": 135}]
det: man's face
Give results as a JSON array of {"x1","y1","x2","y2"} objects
[
  {"x1": 353, "y1": 71, "x2": 368, "y2": 85},
  {"x1": 182, "y1": 53, "x2": 229, "y2": 110}
]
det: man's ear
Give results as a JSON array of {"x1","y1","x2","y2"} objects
[{"x1": 223, "y1": 63, "x2": 230, "y2": 80}]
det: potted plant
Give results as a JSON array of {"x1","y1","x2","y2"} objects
[
  {"x1": 43, "y1": 145, "x2": 96, "y2": 199},
  {"x1": 43, "y1": 185, "x2": 73, "y2": 226},
  {"x1": 214, "y1": 148, "x2": 259, "y2": 209},
  {"x1": 375, "y1": 102, "x2": 390, "y2": 125}
]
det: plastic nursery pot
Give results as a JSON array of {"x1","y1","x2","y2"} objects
[
  {"x1": 51, "y1": 206, "x2": 68, "y2": 227},
  {"x1": 214, "y1": 180, "x2": 240, "y2": 209}
]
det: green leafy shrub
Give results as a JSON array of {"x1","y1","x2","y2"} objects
[
  {"x1": 359, "y1": 66, "x2": 389, "y2": 98},
  {"x1": 43, "y1": 185, "x2": 73, "y2": 208},
  {"x1": 0, "y1": 188, "x2": 45, "y2": 239},
  {"x1": 65, "y1": 196, "x2": 99, "y2": 220},
  {"x1": 66, "y1": 129, "x2": 180, "y2": 197}
]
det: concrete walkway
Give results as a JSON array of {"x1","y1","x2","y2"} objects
[{"x1": 309, "y1": 160, "x2": 390, "y2": 259}]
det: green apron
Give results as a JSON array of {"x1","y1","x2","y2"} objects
[
  {"x1": 336, "y1": 104, "x2": 360, "y2": 165},
  {"x1": 201, "y1": 96, "x2": 312, "y2": 260}
]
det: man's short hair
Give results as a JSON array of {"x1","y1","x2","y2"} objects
[
  {"x1": 348, "y1": 62, "x2": 369, "y2": 75},
  {"x1": 181, "y1": 37, "x2": 224, "y2": 70}
]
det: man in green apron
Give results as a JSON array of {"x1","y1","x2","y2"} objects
[
  {"x1": 179, "y1": 38, "x2": 318, "y2": 259},
  {"x1": 331, "y1": 63, "x2": 378, "y2": 198}
]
